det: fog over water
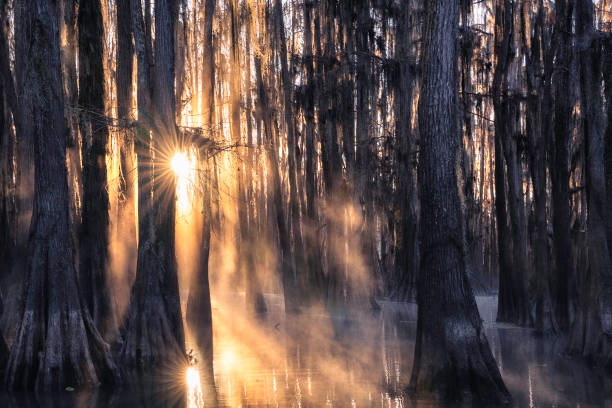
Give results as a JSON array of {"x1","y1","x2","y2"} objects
[{"x1": 0, "y1": 295, "x2": 610, "y2": 407}]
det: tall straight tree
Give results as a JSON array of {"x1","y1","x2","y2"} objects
[
  {"x1": 568, "y1": 0, "x2": 612, "y2": 363},
  {"x1": 409, "y1": 0, "x2": 510, "y2": 403},
  {"x1": 116, "y1": 0, "x2": 137, "y2": 285},
  {"x1": 120, "y1": 0, "x2": 185, "y2": 375},
  {"x1": 78, "y1": 0, "x2": 116, "y2": 341},
  {"x1": 551, "y1": 0, "x2": 575, "y2": 331},
  {"x1": 4, "y1": 0, "x2": 116, "y2": 390},
  {"x1": 493, "y1": 0, "x2": 530, "y2": 326},
  {"x1": 275, "y1": 0, "x2": 306, "y2": 311},
  {"x1": 187, "y1": 0, "x2": 217, "y2": 390}
]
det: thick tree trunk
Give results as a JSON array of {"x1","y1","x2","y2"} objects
[
  {"x1": 604, "y1": 33, "x2": 612, "y2": 267},
  {"x1": 120, "y1": 0, "x2": 185, "y2": 377},
  {"x1": 567, "y1": 0, "x2": 612, "y2": 364},
  {"x1": 4, "y1": 0, "x2": 117, "y2": 389},
  {"x1": 78, "y1": 0, "x2": 116, "y2": 342},
  {"x1": 409, "y1": 0, "x2": 511, "y2": 404},
  {"x1": 12, "y1": 0, "x2": 35, "y2": 276}
]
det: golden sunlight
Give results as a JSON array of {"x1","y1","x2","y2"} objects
[
  {"x1": 186, "y1": 365, "x2": 204, "y2": 408},
  {"x1": 171, "y1": 151, "x2": 197, "y2": 215},
  {"x1": 171, "y1": 152, "x2": 191, "y2": 180}
]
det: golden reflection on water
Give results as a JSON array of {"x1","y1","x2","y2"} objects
[{"x1": 203, "y1": 293, "x2": 410, "y2": 407}]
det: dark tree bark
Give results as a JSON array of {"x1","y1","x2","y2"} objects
[
  {"x1": 521, "y1": 0, "x2": 557, "y2": 334},
  {"x1": 567, "y1": 0, "x2": 612, "y2": 363},
  {"x1": 116, "y1": 0, "x2": 137, "y2": 285},
  {"x1": 4, "y1": 0, "x2": 117, "y2": 390},
  {"x1": 255, "y1": 54, "x2": 295, "y2": 314},
  {"x1": 319, "y1": 0, "x2": 345, "y2": 306},
  {"x1": 604, "y1": 30, "x2": 612, "y2": 271},
  {"x1": 409, "y1": 0, "x2": 510, "y2": 404},
  {"x1": 275, "y1": 0, "x2": 307, "y2": 311},
  {"x1": 12, "y1": 0, "x2": 35, "y2": 274},
  {"x1": 551, "y1": 0, "x2": 575, "y2": 331},
  {"x1": 493, "y1": 0, "x2": 530, "y2": 326},
  {"x1": 302, "y1": 0, "x2": 325, "y2": 299},
  {"x1": 392, "y1": 0, "x2": 418, "y2": 301},
  {"x1": 187, "y1": 1, "x2": 217, "y2": 394},
  {"x1": 120, "y1": 0, "x2": 186, "y2": 377},
  {"x1": 78, "y1": 0, "x2": 116, "y2": 342}
]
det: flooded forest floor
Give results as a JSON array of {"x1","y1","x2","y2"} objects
[{"x1": 0, "y1": 295, "x2": 610, "y2": 407}]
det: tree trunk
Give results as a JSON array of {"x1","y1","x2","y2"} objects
[
  {"x1": 522, "y1": 0, "x2": 557, "y2": 334},
  {"x1": 567, "y1": 0, "x2": 612, "y2": 364},
  {"x1": 392, "y1": 0, "x2": 418, "y2": 301},
  {"x1": 302, "y1": 0, "x2": 324, "y2": 300},
  {"x1": 409, "y1": 0, "x2": 511, "y2": 404},
  {"x1": 493, "y1": 0, "x2": 530, "y2": 326},
  {"x1": 120, "y1": 0, "x2": 185, "y2": 377},
  {"x1": 255, "y1": 51, "x2": 295, "y2": 314},
  {"x1": 78, "y1": 0, "x2": 116, "y2": 342},
  {"x1": 275, "y1": 0, "x2": 306, "y2": 310},
  {"x1": 4, "y1": 0, "x2": 117, "y2": 389},
  {"x1": 116, "y1": 0, "x2": 137, "y2": 286},
  {"x1": 551, "y1": 0, "x2": 575, "y2": 331}
]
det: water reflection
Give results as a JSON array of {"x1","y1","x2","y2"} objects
[{"x1": 1, "y1": 296, "x2": 612, "y2": 407}]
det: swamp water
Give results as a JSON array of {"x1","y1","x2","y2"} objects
[{"x1": 1, "y1": 295, "x2": 610, "y2": 407}]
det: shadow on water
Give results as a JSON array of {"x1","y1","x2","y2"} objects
[{"x1": 1, "y1": 295, "x2": 611, "y2": 407}]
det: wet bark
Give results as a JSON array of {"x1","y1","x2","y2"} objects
[
  {"x1": 409, "y1": 0, "x2": 511, "y2": 404},
  {"x1": 4, "y1": 0, "x2": 117, "y2": 389}
]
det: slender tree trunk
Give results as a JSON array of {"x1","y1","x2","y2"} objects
[
  {"x1": 255, "y1": 55, "x2": 295, "y2": 314},
  {"x1": 393, "y1": 0, "x2": 418, "y2": 301},
  {"x1": 493, "y1": 0, "x2": 530, "y2": 326},
  {"x1": 4, "y1": 0, "x2": 117, "y2": 389},
  {"x1": 302, "y1": 0, "x2": 324, "y2": 299},
  {"x1": 551, "y1": 0, "x2": 575, "y2": 331},
  {"x1": 275, "y1": 0, "x2": 306, "y2": 309},
  {"x1": 78, "y1": 0, "x2": 116, "y2": 342},
  {"x1": 409, "y1": 0, "x2": 510, "y2": 404},
  {"x1": 522, "y1": 0, "x2": 557, "y2": 334},
  {"x1": 116, "y1": 0, "x2": 137, "y2": 287}
]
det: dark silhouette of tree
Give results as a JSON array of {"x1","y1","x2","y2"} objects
[{"x1": 409, "y1": 0, "x2": 511, "y2": 403}]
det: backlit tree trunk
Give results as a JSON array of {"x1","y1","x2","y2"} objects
[
  {"x1": 4, "y1": 0, "x2": 117, "y2": 390},
  {"x1": 78, "y1": 0, "x2": 116, "y2": 342},
  {"x1": 120, "y1": 0, "x2": 186, "y2": 376}
]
